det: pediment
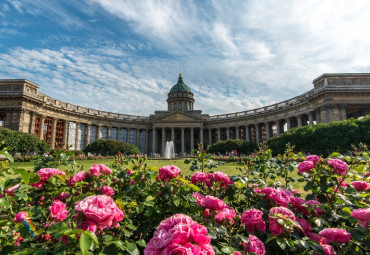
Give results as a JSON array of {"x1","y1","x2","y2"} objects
[{"x1": 155, "y1": 111, "x2": 201, "y2": 122}]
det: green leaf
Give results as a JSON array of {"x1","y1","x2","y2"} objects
[
  {"x1": 221, "y1": 246, "x2": 235, "y2": 254},
  {"x1": 17, "y1": 169, "x2": 30, "y2": 185},
  {"x1": 277, "y1": 237, "x2": 286, "y2": 250},
  {"x1": 79, "y1": 232, "x2": 92, "y2": 255},
  {"x1": 136, "y1": 239, "x2": 146, "y2": 247},
  {"x1": 84, "y1": 230, "x2": 98, "y2": 244},
  {"x1": 3, "y1": 151, "x2": 13, "y2": 162}
]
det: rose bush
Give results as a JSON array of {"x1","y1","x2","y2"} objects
[{"x1": 0, "y1": 145, "x2": 368, "y2": 254}]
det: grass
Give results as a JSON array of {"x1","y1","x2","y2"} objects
[{"x1": 10, "y1": 158, "x2": 305, "y2": 193}]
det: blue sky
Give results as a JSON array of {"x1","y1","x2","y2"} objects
[{"x1": 1, "y1": 0, "x2": 370, "y2": 116}]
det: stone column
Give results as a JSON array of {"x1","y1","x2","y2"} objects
[
  {"x1": 126, "y1": 128, "x2": 130, "y2": 143},
  {"x1": 171, "y1": 127, "x2": 175, "y2": 142},
  {"x1": 255, "y1": 124, "x2": 260, "y2": 145},
  {"x1": 265, "y1": 122, "x2": 270, "y2": 140},
  {"x1": 217, "y1": 127, "x2": 221, "y2": 142},
  {"x1": 199, "y1": 127, "x2": 203, "y2": 145},
  {"x1": 338, "y1": 104, "x2": 347, "y2": 120},
  {"x1": 226, "y1": 127, "x2": 230, "y2": 140},
  {"x1": 75, "y1": 123, "x2": 80, "y2": 150},
  {"x1": 236, "y1": 126, "x2": 240, "y2": 139},
  {"x1": 85, "y1": 124, "x2": 91, "y2": 147},
  {"x1": 29, "y1": 111, "x2": 36, "y2": 134},
  {"x1": 152, "y1": 128, "x2": 157, "y2": 154},
  {"x1": 97, "y1": 125, "x2": 102, "y2": 140},
  {"x1": 244, "y1": 125, "x2": 249, "y2": 141},
  {"x1": 63, "y1": 120, "x2": 69, "y2": 147},
  {"x1": 286, "y1": 118, "x2": 291, "y2": 131},
  {"x1": 107, "y1": 126, "x2": 111, "y2": 140},
  {"x1": 50, "y1": 118, "x2": 58, "y2": 149},
  {"x1": 315, "y1": 108, "x2": 321, "y2": 124},
  {"x1": 145, "y1": 129, "x2": 149, "y2": 154},
  {"x1": 136, "y1": 129, "x2": 140, "y2": 147},
  {"x1": 190, "y1": 127, "x2": 194, "y2": 151},
  {"x1": 181, "y1": 127, "x2": 185, "y2": 153},
  {"x1": 276, "y1": 121, "x2": 281, "y2": 136},
  {"x1": 297, "y1": 116, "x2": 302, "y2": 127},
  {"x1": 117, "y1": 128, "x2": 121, "y2": 141},
  {"x1": 208, "y1": 129, "x2": 212, "y2": 146},
  {"x1": 39, "y1": 116, "x2": 46, "y2": 140},
  {"x1": 161, "y1": 127, "x2": 166, "y2": 154},
  {"x1": 308, "y1": 113, "x2": 314, "y2": 126}
]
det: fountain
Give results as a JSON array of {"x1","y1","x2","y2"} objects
[{"x1": 164, "y1": 141, "x2": 175, "y2": 159}]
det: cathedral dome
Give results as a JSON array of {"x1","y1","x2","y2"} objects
[
  {"x1": 169, "y1": 74, "x2": 193, "y2": 94},
  {"x1": 167, "y1": 74, "x2": 194, "y2": 111}
]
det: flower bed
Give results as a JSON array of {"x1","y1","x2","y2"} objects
[{"x1": 0, "y1": 146, "x2": 369, "y2": 254}]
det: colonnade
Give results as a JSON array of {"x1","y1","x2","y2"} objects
[{"x1": 29, "y1": 106, "x2": 348, "y2": 154}]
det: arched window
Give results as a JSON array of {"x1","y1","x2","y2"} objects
[
  {"x1": 174, "y1": 103, "x2": 177, "y2": 110},
  {"x1": 179, "y1": 103, "x2": 182, "y2": 111}
]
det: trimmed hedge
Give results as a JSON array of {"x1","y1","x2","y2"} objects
[
  {"x1": 208, "y1": 139, "x2": 258, "y2": 155},
  {"x1": 0, "y1": 128, "x2": 51, "y2": 155},
  {"x1": 267, "y1": 115, "x2": 370, "y2": 156},
  {"x1": 84, "y1": 139, "x2": 140, "y2": 156}
]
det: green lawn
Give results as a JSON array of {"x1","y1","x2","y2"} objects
[{"x1": 10, "y1": 158, "x2": 305, "y2": 192}]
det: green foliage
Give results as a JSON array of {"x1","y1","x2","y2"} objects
[
  {"x1": 84, "y1": 139, "x2": 140, "y2": 156},
  {"x1": 208, "y1": 139, "x2": 258, "y2": 155},
  {"x1": 267, "y1": 115, "x2": 370, "y2": 156},
  {"x1": 0, "y1": 128, "x2": 51, "y2": 155},
  {"x1": 184, "y1": 143, "x2": 225, "y2": 172}
]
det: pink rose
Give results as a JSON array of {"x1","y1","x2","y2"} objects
[
  {"x1": 298, "y1": 161, "x2": 314, "y2": 173},
  {"x1": 144, "y1": 214, "x2": 214, "y2": 255},
  {"x1": 78, "y1": 220, "x2": 97, "y2": 233},
  {"x1": 350, "y1": 181, "x2": 370, "y2": 191},
  {"x1": 49, "y1": 200, "x2": 69, "y2": 221},
  {"x1": 213, "y1": 171, "x2": 233, "y2": 188},
  {"x1": 30, "y1": 168, "x2": 66, "y2": 188},
  {"x1": 75, "y1": 195, "x2": 124, "y2": 232},
  {"x1": 127, "y1": 169, "x2": 133, "y2": 175},
  {"x1": 101, "y1": 185, "x2": 115, "y2": 196},
  {"x1": 99, "y1": 165, "x2": 113, "y2": 175},
  {"x1": 55, "y1": 192, "x2": 71, "y2": 200},
  {"x1": 5, "y1": 184, "x2": 20, "y2": 196},
  {"x1": 269, "y1": 207, "x2": 296, "y2": 236},
  {"x1": 191, "y1": 172, "x2": 208, "y2": 184},
  {"x1": 328, "y1": 159, "x2": 348, "y2": 176},
  {"x1": 192, "y1": 192, "x2": 205, "y2": 206},
  {"x1": 321, "y1": 244, "x2": 336, "y2": 255},
  {"x1": 297, "y1": 218, "x2": 312, "y2": 236},
  {"x1": 244, "y1": 235, "x2": 266, "y2": 255},
  {"x1": 215, "y1": 207, "x2": 236, "y2": 224},
  {"x1": 351, "y1": 208, "x2": 370, "y2": 227},
  {"x1": 319, "y1": 228, "x2": 351, "y2": 243},
  {"x1": 89, "y1": 165, "x2": 101, "y2": 177},
  {"x1": 203, "y1": 195, "x2": 226, "y2": 211},
  {"x1": 271, "y1": 188, "x2": 291, "y2": 207},
  {"x1": 308, "y1": 232, "x2": 329, "y2": 245},
  {"x1": 157, "y1": 165, "x2": 181, "y2": 182},
  {"x1": 306, "y1": 155, "x2": 320, "y2": 164},
  {"x1": 68, "y1": 171, "x2": 88, "y2": 187},
  {"x1": 233, "y1": 252, "x2": 242, "y2": 255},
  {"x1": 14, "y1": 212, "x2": 28, "y2": 223},
  {"x1": 241, "y1": 209, "x2": 266, "y2": 233}
]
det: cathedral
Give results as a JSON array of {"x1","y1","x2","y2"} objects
[{"x1": 0, "y1": 73, "x2": 369, "y2": 153}]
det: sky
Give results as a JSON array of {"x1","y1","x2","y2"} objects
[{"x1": 1, "y1": 0, "x2": 370, "y2": 116}]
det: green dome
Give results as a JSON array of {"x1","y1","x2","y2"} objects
[{"x1": 169, "y1": 74, "x2": 192, "y2": 94}]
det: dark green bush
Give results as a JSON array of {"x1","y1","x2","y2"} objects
[
  {"x1": 208, "y1": 139, "x2": 258, "y2": 155},
  {"x1": 0, "y1": 128, "x2": 51, "y2": 155},
  {"x1": 84, "y1": 139, "x2": 140, "y2": 156},
  {"x1": 267, "y1": 115, "x2": 370, "y2": 156}
]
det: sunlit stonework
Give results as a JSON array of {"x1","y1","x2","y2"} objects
[{"x1": 0, "y1": 73, "x2": 369, "y2": 154}]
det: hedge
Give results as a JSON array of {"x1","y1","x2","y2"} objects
[
  {"x1": 267, "y1": 115, "x2": 370, "y2": 156},
  {"x1": 83, "y1": 139, "x2": 140, "y2": 156},
  {"x1": 0, "y1": 128, "x2": 51, "y2": 155},
  {"x1": 208, "y1": 139, "x2": 258, "y2": 155}
]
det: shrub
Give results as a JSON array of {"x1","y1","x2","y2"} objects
[
  {"x1": 84, "y1": 139, "x2": 140, "y2": 156},
  {"x1": 0, "y1": 128, "x2": 51, "y2": 155},
  {"x1": 208, "y1": 139, "x2": 258, "y2": 155},
  {"x1": 267, "y1": 115, "x2": 370, "y2": 156}
]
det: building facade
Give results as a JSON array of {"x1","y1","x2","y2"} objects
[{"x1": 0, "y1": 73, "x2": 369, "y2": 154}]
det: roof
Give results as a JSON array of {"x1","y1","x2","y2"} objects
[{"x1": 169, "y1": 74, "x2": 192, "y2": 94}]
